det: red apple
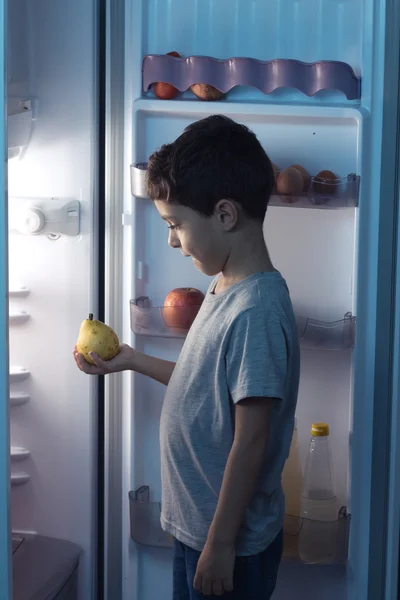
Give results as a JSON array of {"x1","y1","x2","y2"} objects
[
  {"x1": 163, "y1": 287, "x2": 204, "y2": 330},
  {"x1": 153, "y1": 51, "x2": 181, "y2": 100}
]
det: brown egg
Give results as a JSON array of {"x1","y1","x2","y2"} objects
[
  {"x1": 271, "y1": 162, "x2": 280, "y2": 193},
  {"x1": 153, "y1": 51, "x2": 181, "y2": 100},
  {"x1": 277, "y1": 167, "x2": 304, "y2": 201},
  {"x1": 313, "y1": 170, "x2": 338, "y2": 194},
  {"x1": 190, "y1": 83, "x2": 224, "y2": 101},
  {"x1": 290, "y1": 164, "x2": 311, "y2": 192}
]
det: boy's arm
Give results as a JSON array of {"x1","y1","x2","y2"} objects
[
  {"x1": 193, "y1": 397, "x2": 275, "y2": 596},
  {"x1": 73, "y1": 343, "x2": 176, "y2": 386}
]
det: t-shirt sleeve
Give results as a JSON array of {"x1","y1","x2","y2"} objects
[{"x1": 226, "y1": 308, "x2": 289, "y2": 404}]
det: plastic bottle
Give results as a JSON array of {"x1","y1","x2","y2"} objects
[
  {"x1": 282, "y1": 416, "x2": 302, "y2": 535},
  {"x1": 299, "y1": 422, "x2": 338, "y2": 563}
]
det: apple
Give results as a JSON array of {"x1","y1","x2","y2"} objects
[
  {"x1": 163, "y1": 287, "x2": 204, "y2": 330},
  {"x1": 153, "y1": 51, "x2": 181, "y2": 100}
]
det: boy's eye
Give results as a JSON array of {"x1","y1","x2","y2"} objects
[{"x1": 168, "y1": 224, "x2": 178, "y2": 230}]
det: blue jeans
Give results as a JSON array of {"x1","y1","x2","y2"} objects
[{"x1": 172, "y1": 529, "x2": 283, "y2": 599}]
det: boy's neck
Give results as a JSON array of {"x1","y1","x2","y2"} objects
[{"x1": 216, "y1": 226, "x2": 274, "y2": 293}]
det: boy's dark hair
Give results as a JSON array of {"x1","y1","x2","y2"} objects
[{"x1": 147, "y1": 115, "x2": 274, "y2": 222}]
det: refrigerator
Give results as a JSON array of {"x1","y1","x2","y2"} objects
[{"x1": 1, "y1": 0, "x2": 400, "y2": 599}]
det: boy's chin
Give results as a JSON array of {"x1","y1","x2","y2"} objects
[{"x1": 192, "y1": 258, "x2": 220, "y2": 277}]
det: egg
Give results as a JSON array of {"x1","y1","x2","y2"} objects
[
  {"x1": 153, "y1": 51, "x2": 181, "y2": 100},
  {"x1": 276, "y1": 167, "x2": 303, "y2": 200},
  {"x1": 190, "y1": 83, "x2": 224, "y2": 101},
  {"x1": 313, "y1": 170, "x2": 338, "y2": 195},
  {"x1": 271, "y1": 162, "x2": 280, "y2": 193},
  {"x1": 290, "y1": 164, "x2": 311, "y2": 192}
]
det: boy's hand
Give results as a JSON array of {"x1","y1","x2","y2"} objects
[
  {"x1": 193, "y1": 539, "x2": 235, "y2": 596},
  {"x1": 73, "y1": 343, "x2": 135, "y2": 375}
]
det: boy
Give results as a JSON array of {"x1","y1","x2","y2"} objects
[{"x1": 74, "y1": 115, "x2": 300, "y2": 599}]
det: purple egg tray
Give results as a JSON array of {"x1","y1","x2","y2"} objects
[{"x1": 142, "y1": 55, "x2": 361, "y2": 100}]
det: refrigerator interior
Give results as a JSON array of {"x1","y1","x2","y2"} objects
[
  {"x1": 119, "y1": 1, "x2": 372, "y2": 599},
  {"x1": 7, "y1": 0, "x2": 98, "y2": 597}
]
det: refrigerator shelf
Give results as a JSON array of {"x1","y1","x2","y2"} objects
[
  {"x1": 296, "y1": 312, "x2": 356, "y2": 350},
  {"x1": 282, "y1": 508, "x2": 350, "y2": 565},
  {"x1": 129, "y1": 486, "x2": 173, "y2": 548},
  {"x1": 9, "y1": 310, "x2": 30, "y2": 325},
  {"x1": 10, "y1": 392, "x2": 30, "y2": 407},
  {"x1": 130, "y1": 297, "x2": 202, "y2": 338},
  {"x1": 130, "y1": 299, "x2": 356, "y2": 350},
  {"x1": 142, "y1": 55, "x2": 361, "y2": 101},
  {"x1": 129, "y1": 487, "x2": 350, "y2": 564},
  {"x1": 131, "y1": 164, "x2": 359, "y2": 209},
  {"x1": 10, "y1": 367, "x2": 30, "y2": 384},
  {"x1": 11, "y1": 446, "x2": 30, "y2": 462},
  {"x1": 270, "y1": 174, "x2": 359, "y2": 209},
  {"x1": 9, "y1": 286, "x2": 30, "y2": 298},
  {"x1": 11, "y1": 472, "x2": 30, "y2": 486},
  {"x1": 8, "y1": 107, "x2": 33, "y2": 160}
]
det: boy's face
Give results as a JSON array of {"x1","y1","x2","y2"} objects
[{"x1": 155, "y1": 200, "x2": 230, "y2": 276}]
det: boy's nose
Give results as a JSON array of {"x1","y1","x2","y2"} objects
[{"x1": 168, "y1": 230, "x2": 180, "y2": 249}]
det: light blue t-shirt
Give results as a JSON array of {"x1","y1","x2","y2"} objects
[{"x1": 160, "y1": 271, "x2": 300, "y2": 556}]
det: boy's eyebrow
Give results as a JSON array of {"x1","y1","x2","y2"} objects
[{"x1": 161, "y1": 214, "x2": 177, "y2": 221}]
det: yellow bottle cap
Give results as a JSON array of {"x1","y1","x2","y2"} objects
[{"x1": 311, "y1": 422, "x2": 330, "y2": 437}]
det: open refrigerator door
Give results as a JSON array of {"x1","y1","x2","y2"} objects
[
  {"x1": 103, "y1": 1, "x2": 400, "y2": 599},
  {"x1": 6, "y1": 0, "x2": 99, "y2": 598}
]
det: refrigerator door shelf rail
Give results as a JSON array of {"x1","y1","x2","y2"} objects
[
  {"x1": 10, "y1": 392, "x2": 30, "y2": 407},
  {"x1": 10, "y1": 367, "x2": 30, "y2": 384},
  {"x1": 296, "y1": 312, "x2": 356, "y2": 350},
  {"x1": 131, "y1": 165, "x2": 359, "y2": 209},
  {"x1": 9, "y1": 310, "x2": 30, "y2": 325},
  {"x1": 11, "y1": 472, "x2": 30, "y2": 487},
  {"x1": 283, "y1": 508, "x2": 350, "y2": 564},
  {"x1": 129, "y1": 486, "x2": 350, "y2": 564},
  {"x1": 130, "y1": 299, "x2": 356, "y2": 350},
  {"x1": 8, "y1": 106, "x2": 33, "y2": 160},
  {"x1": 129, "y1": 486, "x2": 173, "y2": 549},
  {"x1": 9, "y1": 286, "x2": 30, "y2": 298},
  {"x1": 11, "y1": 447, "x2": 30, "y2": 462},
  {"x1": 142, "y1": 55, "x2": 361, "y2": 101},
  {"x1": 130, "y1": 298, "x2": 202, "y2": 339}
]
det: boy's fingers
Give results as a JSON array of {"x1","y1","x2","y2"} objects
[
  {"x1": 89, "y1": 352, "x2": 107, "y2": 370},
  {"x1": 223, "y1": 577, "x2": 233, "y2": 592}
]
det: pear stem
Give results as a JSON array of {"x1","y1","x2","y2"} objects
[{"x1": 89, "y1": 314, "x2": 93, "y2": 320}]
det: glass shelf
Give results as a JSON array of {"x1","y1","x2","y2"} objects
[
  {"x1": 282, "y1": 508, "x2": 350, "y2": 565},
  {"x1": 131, "y1": 164, "x2": 359, "y2": 209},
  {"x1": 129, "y1": 485, "x2": 350, "y2": 564},
  {"x1": 142, "y1": 55, "x2": 361, "y2": 101},
  {"x1": 130, "y1": 297, "x2": 202, "y2": 338},
  {"x1": 130, "y1": 299, "x2": 356, "y2": 350}
]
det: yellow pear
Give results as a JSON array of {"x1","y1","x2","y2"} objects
[{"x1": 77, "y1": 314, "x2": 119, "y2": 365}]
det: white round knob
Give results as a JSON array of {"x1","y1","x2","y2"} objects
[{"x1": 21, "y1": 207, "x2": 45, "y2": 235}]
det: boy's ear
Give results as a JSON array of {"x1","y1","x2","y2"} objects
[{"x1": 214, "y1": 199, "x2": 238, "y2": 231}]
